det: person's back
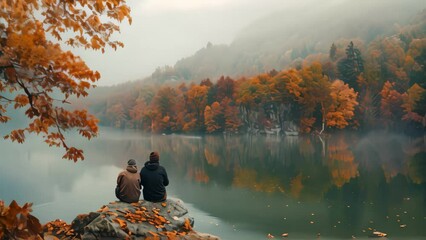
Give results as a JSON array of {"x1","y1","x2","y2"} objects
[
  {"x1": 140, "y1": 152, "x2": 169, "y2": 202},
  {"x1": 116, "y1": 159, "x2": 141, "y2": 203}
]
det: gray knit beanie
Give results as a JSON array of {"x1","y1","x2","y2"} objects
[{"x1": 127, "y1": 159, "x2": 136, "y2": 166}]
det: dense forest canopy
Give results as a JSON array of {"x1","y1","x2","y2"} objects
[{"x1": 83, "y1": 9, "x2": 426, "y2": 135}]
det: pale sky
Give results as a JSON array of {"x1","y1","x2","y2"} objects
[{"x1": 73, "y1": 0, "x2": 319, "y2": 86}]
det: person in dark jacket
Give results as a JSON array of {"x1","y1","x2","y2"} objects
[
  {"x1": 115, "y1": 159, "x2": 141, "y2": 203},
  {"x1": 140, "y1": 151, "x2": 169, "y2": 202}
]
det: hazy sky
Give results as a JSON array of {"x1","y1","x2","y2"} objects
[{"x1": 74, "y1": 0, "x2": 323, "y2": 86}]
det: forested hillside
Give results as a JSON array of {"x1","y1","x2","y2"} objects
[
  {"x1": 146, "y1": 0, "x2": 424, "y2": 83},
  {"x1": 81, "y1": 8, "x2": 426, "y2": 135}
]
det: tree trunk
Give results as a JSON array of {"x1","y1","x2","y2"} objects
[
  {"x1": 320, "y1": 102, "x2": 325, "y2": 135},
  {"x1": 319, "y1": 122, "x2": 325, "y2": 135}
]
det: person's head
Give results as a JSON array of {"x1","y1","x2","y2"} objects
[
  {"x1": 127, "y1": 159, "x2": 136, "y2": 166},
  {"x1": 149, "y1": 151, "x2": 159, "y2": 162}
]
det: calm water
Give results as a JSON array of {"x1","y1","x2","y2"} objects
[{"x1": 0, "y1": 127, "x2": 425, "y2": 239}]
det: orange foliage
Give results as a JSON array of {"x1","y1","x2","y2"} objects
[
  {"x1": 0, "y1": 0, "x2": 131, "y2": 161},
  {"x1": 290, "y1": 174, "x2": 304, "y2": 198},
  {"x1": 204, "y1": 148, "x2": 220, "y2": 166},
  {"x1": 327, "y1": 137, "x2": 358, "y2": 188},
  {"x1": 299, "y1": 117, "x2": 316, "y2": 133},
  {"x1": 232, "y1": 168, "x2": 258, "y2": 189},
  {"x1": 204, "y1": 102, "x2": 223, "y2": 133},
  {"x1": 222, "y1": 97, "x2": 242, "y2": 132},
  {"x1": 232, "y1": 168, "x2": 284, "y2": 193},
  {"x1": 326, "y1": 80, "x2": 358, "y2": 129},
  {"x1": 43, "y1": 219, "x2": 78, "y2": 239},
  {"x1": 184, "y1": 85, "x2": 209, "y2": 131},
  {"x1": 298, "y1": 62, "x2": 332, "y2": 131},
  {"x1": 187, "y1": 167, "x2": 210, "y2": 183},
  {"x1": 402, "y1": 83, "x2": 425, "y2": 122},
  {"x1": 0, "y1": 200, "x2": 42, "y2": 239},
  {"x1": 380, "y1": 81, "x2": 404, "y2": 127}
]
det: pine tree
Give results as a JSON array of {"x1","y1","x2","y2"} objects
[
  {"x1": 329, "y1": 43, "x2": 337, "y2": 61},
  {"x1": 337, "y1": 41, "x2": 364, "y2": 91}
]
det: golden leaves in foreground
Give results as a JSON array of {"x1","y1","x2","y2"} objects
[
  {"x1": 43, "y1": 219, "x2": 78, "y2": 239},
  {"x1": 97, "y1": 204, "x2": 192, "y2": 239},
  {"x1": 0, "y1": 200, "x2": 42, "y2": 239}
]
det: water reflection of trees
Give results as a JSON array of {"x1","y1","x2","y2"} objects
[
  {"x1": 7, "y1": 128, "x2": 422, "y2": 237},
  {"x1": 84, "y1": 129, "x2": 425, "y2": 213},
  {"x1": 83, "y1": 130, "x2": 426, "y2": 237},
  {"x1": 86, "y1": 129, "x2": 425, "y2": 200},
  {"x1": 121, "y1": 132, "x2": 426, "y2": 202},
  {"x1": 326, "y1": 133, "x2": 359, "y2": 188}
]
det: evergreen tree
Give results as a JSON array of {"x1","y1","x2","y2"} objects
[
  {"x1": 329, "y1": 43, "x2": 337, "y2": 61},
  {"x1": 337, "y1": 41, "x2": 364, "y2": 91}
]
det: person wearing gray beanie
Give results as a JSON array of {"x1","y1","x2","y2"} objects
[
  {"x1": 115, "y1": 159, "x2": 141, "y2": 203},
  {"x1": 128, "y1": 159, "x2": 136, "y2": 166}
]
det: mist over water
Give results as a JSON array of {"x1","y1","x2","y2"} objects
[{"x1": 0, "y1": 128, "x2": 424, "y2": 239}]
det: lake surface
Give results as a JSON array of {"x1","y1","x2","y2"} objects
[{"x1": 0, "y1": 127, "x2": 425, "y2": 239}]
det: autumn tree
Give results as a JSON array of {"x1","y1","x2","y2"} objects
[
  {"x1": 221, "y1": 97, "x2": 241, "y2": 133},
  {"x1": 298, "y1": 62, "x2": 332, "y2": 133},
  {"x1": 250, "y1": 73, "x2": 277, "y2": 126},
  {"x1": 380, "y1": 81, "x2": 404, "y2": 128},
  {"x1": 414, "y1": 91, "x2": 426, "y2": 128},
  {"x1": 106, "y1": 102, "x2": 127, "y2": 128},
  {"x1": 367, "y1": 38, "x2": 408, "y2": 90},
  {"x1": 183, "y1": 84, "x2": 209, "y2": 132},
  {"x1": 0, "y1": 0, "x2": 132, "y2": 161},
  {"x1": 269, "y1": 69, "x2": 303, "y2": 129},
  {"x1": 405, "y1": 39, "x2": 426, "y2": 87},
  {"x1": 235, "y1": 74, "x2": 275, "y2": 132},
  {"x1": 326, "y1": 80, "x2": 358, "y2": 129},
  {"x1": 204, "y1": 102, "x2": 223, "y2": 133},
  {"x1": 152, "y1": 86, "x2": 179, "y2": 132},
  {"x1": 216, "y1": 76, "x2": 236, "y2": 100},
  {"x1": 235, "y1": 77, "x2": 260, "y2": 131},
  {"x1": 402, "y1": 83, "x2": 425, "y2": 124},
  {"x1": 129, "y1": 97, "x2": 148, "y2": 129}
]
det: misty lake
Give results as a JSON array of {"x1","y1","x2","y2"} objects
[{"x1": 0, "y1": 127, "x2": 425, "y2": 239}]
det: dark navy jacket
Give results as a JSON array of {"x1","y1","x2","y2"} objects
[{"x1": 140, "y1": 161, "x2": 169, "y2": 202}]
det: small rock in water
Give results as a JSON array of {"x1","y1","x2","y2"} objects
[
  {"x1": 267, "y1": 233, "x2": 275, "y2": 238},
  {"x1": 400, "y1": 224, "x2": 407, "y2": 228},
  {"x1": 281, "y1": 233, "x2": 289, "y2": 237}
]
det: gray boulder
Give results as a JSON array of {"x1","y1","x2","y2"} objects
[{"x1": 43, "y1": 198, "x2": 220, "y2": 240}]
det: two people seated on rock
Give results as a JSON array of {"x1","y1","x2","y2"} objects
[{"x1": 116, "y1": 152, "x2": 169, "y2": 203}]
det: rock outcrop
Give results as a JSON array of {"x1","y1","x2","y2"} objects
[{"x1": 43, "y1": 198, "x2": 219, "y2": 240}]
